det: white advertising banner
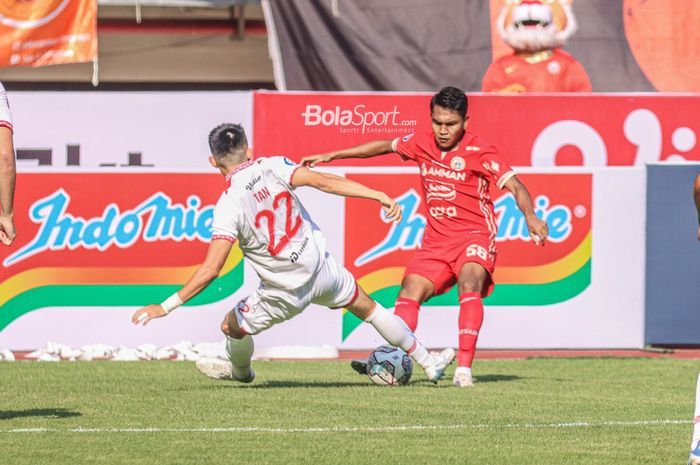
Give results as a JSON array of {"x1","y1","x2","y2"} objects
[
  {"x1": 9, "y1": 91, "x2": 253, "y2": 173},
  {"x1": 0, "y1": 165, "x2": 645, "y2": 350}
]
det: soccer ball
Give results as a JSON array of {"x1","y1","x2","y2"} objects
[{"x1": 366, "y1": 345, "x2": 413, "y2": 386}]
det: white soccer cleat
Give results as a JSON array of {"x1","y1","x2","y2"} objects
[
  {"x1": 453, "y1": 369, "x2": 475, "y2": 388},
  {"x1": 423, "y1": 348, "x2": 456, "y2": 384},
  {"x1": 195, "y1": 357, "x2": 255, "y2": 383}
]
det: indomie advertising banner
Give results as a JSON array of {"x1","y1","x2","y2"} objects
[
  {"x1": 341, "y1": 173, "x2": 591, "y2": 341},
  {"x1": 0, "y1": 174, "x2": 244, "y2": 337},
  {"x1": 253, "y1": 92, "x2": 700, "y2": 167},
  {"x1": 0, "y1": 0, "x2": 97, "y2": 68}
]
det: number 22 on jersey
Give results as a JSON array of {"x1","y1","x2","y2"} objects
[{"x1": 254, "y1": 191, "x2": 301, "y2": 256}]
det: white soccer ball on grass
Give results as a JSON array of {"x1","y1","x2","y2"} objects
[{"x1": 367, "y1": 345, "x2": 413, "y2": 386}]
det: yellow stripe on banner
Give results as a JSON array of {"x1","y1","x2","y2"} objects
[
  {"x1": 494, "y1": 232, "x2": 591, "y2": 284},
  {"x1": 353, "y1": 232, "x2": 592, "y2": 295},
  {"x1": 0, "y1": 246, "x2": 243, "y2": 307}
]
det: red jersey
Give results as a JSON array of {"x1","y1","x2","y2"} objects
[
  {"x1": 481, "y1": 48, "x2": 591, "y2": 93},
  {"x1": 392, "y1": 130, "x2": 515, "y2": 242}
]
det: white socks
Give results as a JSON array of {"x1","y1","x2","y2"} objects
[
  {"x1": 454, "y1": 366, "x2": 472, "y2": 378},
  {"x1": 364, "y1": 302, "x2": 435, "y2": 369},
  {"x1": 226, "y1": 335, "x2": 254, "y2": 376}
]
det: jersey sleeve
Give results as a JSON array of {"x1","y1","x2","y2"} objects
[
  {"x1": 0, "y1": 83, "x2": 13, "y2": 132},
  {"x1": 392, "y1": 133, "x2": 418, "y2": 161},
  {"x1": 477, "y1": 147, "x2": 516, "y2": 189},
  {"x1": 210, "y1": 193, "x2": 239, "y2": 243},
  {"x1": 264, "y1": 156, "x2": 302, "y2": 188}
]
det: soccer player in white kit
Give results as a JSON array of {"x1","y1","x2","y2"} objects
[
  {"x1": 0, "y1": 82, "x2": 16, "y2": 246},
  {"x1": 132, "y1": 123, "x2": 454, "y2": 383}
]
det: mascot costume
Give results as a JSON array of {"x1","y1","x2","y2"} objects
[{"x1": 482, "y1": 0, "x2": 591, "y2": 92}]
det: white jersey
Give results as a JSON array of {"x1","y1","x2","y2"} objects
[
  {"x1": 211, "y1": 156, "x2": 327, "y2": 290},
  {"x1": 0, "y1": 82, "x2": 12, "y2": 131}
]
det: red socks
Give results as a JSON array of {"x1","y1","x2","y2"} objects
[
  {"x1": 457, "y1": 292, "x2": 484, "y2": 368},
  {"x1": 394, "y1": 297, "x2": 420, "y2": 332}
]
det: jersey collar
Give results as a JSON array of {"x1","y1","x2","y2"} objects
[{"x1": 225, "y1": 160, "x2": 255, "y2": 183}]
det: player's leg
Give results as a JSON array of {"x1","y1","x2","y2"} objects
[
  {"x1": 689, "y1": 371, "x2": 700, "y2": 464},
  {"x1": 394, "y1": 274, "x2": 435, "y2": 331},
  {"x1": 345, "y1": 287, "x2": 454, "y2": 383},
  {"x1": 453, "y1": 261, "x2": 490, "y2": 387},
  {"x1": 196, "y1": 300, "x2": 256, "y2": 383}
]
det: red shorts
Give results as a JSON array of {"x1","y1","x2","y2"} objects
[{"x1": 403, "y1": 234, "x2": 497, "y2": 298}]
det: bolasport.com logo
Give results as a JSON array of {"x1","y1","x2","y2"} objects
[{"x1": 300, "y1": 104, "x2": 417, "y2": 135}]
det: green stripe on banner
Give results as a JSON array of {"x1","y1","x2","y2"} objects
[
  {"x1": 0, "y1": 263, "x2": 244, "y2": 332},
  {"x1": 342, "y1": 260, "x2": 592, "y2": 341}
]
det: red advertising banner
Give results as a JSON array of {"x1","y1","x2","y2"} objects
[
  {"x1": 0, "y1": 0, "x2": 97, "y2": 68},
  {"x1": 254, "y1": 92, "x2": 700, "y2": 166},
  {"x1": 0, "y1": 174, "x2": 244, "y2": 333},
  {"x1": 341, "y1": 172, "x2": 592, "y2": 339}
]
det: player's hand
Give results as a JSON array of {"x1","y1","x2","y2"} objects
[
  {"x1": 301, "y1": 153, "x2": 334, "y2": 168},
  {"x1": 526, "y1": 215, "x2": 548, "y2": 246},
  {"x1": 131, "y1": 304, "x2": 167, "y2": 326},
  {"x1": 0, "y1": 214, "x2": 16, "y2": 246},
  {"x1": 697, "y1": 225, "x2": 700, "y2": 241},
  {"x1": 379, "y1": 194, "x2": 402, "y2": 223}
]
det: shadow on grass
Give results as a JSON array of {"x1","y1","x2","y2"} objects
[
  {"x1": 0, "y1": 408, "x2": 82, "y2": 420},
  {"x1": 199, "y1": 380, "x2": 373, "y2": 389},
  {"x1": 474, "y1": 374, "x2": 523, "y2": 383}
]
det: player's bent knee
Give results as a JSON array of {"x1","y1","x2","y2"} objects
[{"x1": 398, "y1": 275, "x2": 434, "y2": 302}]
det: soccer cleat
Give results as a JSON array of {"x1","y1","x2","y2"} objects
[
  {"x1": 351, "y1": 359, "x2": 368, "y2": 375},
  {"x1": 423, "y1": 348, "x2": 456, "y2": 384},
  {"x1": 195, "y1": 357, "x2": 255, "y2": 383},
  {"x1": 688, "y1": 442, "x2": 700, "y2": 465},
  {"x1": 453, "y1": 370, "x2": 475, "y2": 387}
]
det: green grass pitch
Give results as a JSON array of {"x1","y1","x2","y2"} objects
[{"x1": 0, "y1": 357, "x2": 697, "y2": 465}]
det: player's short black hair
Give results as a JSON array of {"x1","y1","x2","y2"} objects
[
  {"x1": 208, "y1": 123, "x2": 248, "y2": 159},
  {"x1": 430, "y1": 86, "x2": 468, "y2": 119}
]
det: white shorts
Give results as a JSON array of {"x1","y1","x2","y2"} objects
[
  {"x1": 0, "y1": 83, "x2": 12, "y2": 131},
  {"x1": 232, "y1": 253, "x2": 358, "y2": 335}
]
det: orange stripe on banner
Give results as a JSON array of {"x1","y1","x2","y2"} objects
[{"x1": 0, "y1": 246, "x2": 243, "y2": 307}]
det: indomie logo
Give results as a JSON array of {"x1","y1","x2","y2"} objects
[
  {"x1": 354, "y1": 190, "x2": 575, "y2": 267},
  {"x1": 5, "y1": 189, "x2": 214, "y2": 267},
  {"x1": 494, "y1": 193, "x2": 573, "y2": 243}
]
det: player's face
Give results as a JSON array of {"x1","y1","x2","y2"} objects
[{"x1": 431, "y1": 106, "x2": 468, "y2": 152}]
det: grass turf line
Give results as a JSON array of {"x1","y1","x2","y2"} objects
[{"x1": 0, "y1": 358, "x2": 696, "y2": 465}]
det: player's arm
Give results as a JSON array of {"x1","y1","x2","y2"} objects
[
  {"x1": 131, "y1": 239, "x2": 234, "y2": 325},
  {"x1": 301, "y1": 140, "x2": 394, "y2": 167},
  {"x1": 694, "y1": 171, "x2": 700, "y2": 240},
  {"x1": 0, "y1": 127, "x2": 16, "y2": 246},
  {"x1": 504, "y1": 175, "x2": 549, "y2": 246},
  {"x1": 291, "y1": 167, "x2": 401, "y2": 223}
]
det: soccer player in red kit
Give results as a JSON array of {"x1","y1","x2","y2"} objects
[{"x1": 303, "y1": 86, "x2": 549, "y2": 387}]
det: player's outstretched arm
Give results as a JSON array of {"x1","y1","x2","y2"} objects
[
  {"x1": 291, "y1": 168, "x2": 401, "y2": 223},
  {"x1": 301, "y1": 140, "x2": 394, "y2": 167},
  {"x1": 504, "y1": 175, "x2": 549, "y2": 246},
  {"x1": 0, "y1": 127, "x2": 16, "y2": 246},
  {"x1": 131, "y1": 239, "x2": 234, "y2": 326},
  {"x1": 694, "y1": 171, "x2": 700, "y2": 240}
]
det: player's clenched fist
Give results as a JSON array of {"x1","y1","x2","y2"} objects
[
  {"x1": 0, "y1": 214, "x2": 15, "y2": 246},
  {"x1": 379, "y1": 193, "x2": 402, "y2": 223},
  {"x1": 525, "y1": 214, "x2": 549, "y2": 246}
]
